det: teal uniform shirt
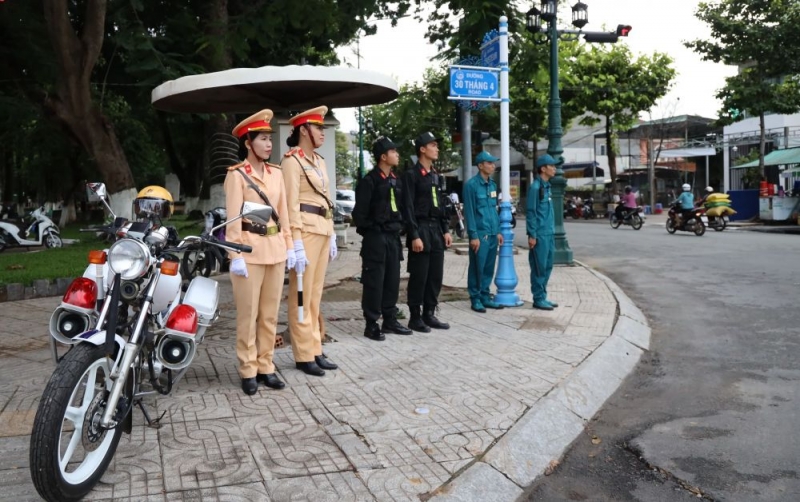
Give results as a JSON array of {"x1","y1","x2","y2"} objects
[
  {"x1": 463, "y1": 174, "x2": 500, "y2": 301},
  {"x1": 526, "y1": 176, "x2": 555, "y2": 304}
]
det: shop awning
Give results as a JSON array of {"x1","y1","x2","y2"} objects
[
  {"x1": 562, "y1": 162, "x2": 604, "y2": 179},
  {"x1": 658, "y1": 147, "x2": 716, "y2": 158},
  {"x1": 734, "y1": 147, "x2": 800, "y2": 168}
]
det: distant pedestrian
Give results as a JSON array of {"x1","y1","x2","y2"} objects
[
  {"x1": 463, "y1": 151, "x2": 504, "y2": 313},
  {"x1": 527, "y1": 154, "x2": 558, "y2": 311},
  {"x1": 403, "y1": 132, "x2": 452, "y2": 332},
  {"x1": 352, "y1": 136, "x2": 412, "y2": 341}
]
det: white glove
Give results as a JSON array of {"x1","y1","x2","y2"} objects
[
  {"x1": 286, "y1": 247, "x2": 297, "y2": 271},
  {"x1": 294, "y1": 239, "x2": 309, "y2": 275},
  {"x1": 230, "y1": 257, "x2": 248, "y2": 278},
  {"x1": 329, "y1": 234, "x2": 338, "y2": 261}
]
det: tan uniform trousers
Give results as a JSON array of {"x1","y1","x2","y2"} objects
[
  {"x1": 288, "y1": 232, "x2": 329, "y2": 363},
  {"x1": 231, "y1": 262, "x2": 285, "y2": 378}
]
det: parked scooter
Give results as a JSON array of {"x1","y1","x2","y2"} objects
[
  {"x1": 609, "y1": 206, "x2": 643, "y2": 230},
  {"x1": 564, "y1": 199, "x2": 582, "y2": 219},
  {"x1": 582, "y1": 196, "x2": 596, "y2": 219},
  {"x1": 666, "y1": 202, "x2": 707, "y2": 236},
  {"x1": 0, "y1": 205, "x2": 62, "y2": 251}
]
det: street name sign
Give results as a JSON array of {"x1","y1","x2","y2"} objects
[
  {"x1": 448, "y1": 65, "x2": 500, "y2": 102},
  {"x1": 481, "y1": 37, "x2": 500, "y2": 67}
]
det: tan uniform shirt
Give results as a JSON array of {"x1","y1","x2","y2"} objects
[
  {"x1": 223, "y1": 161, "x2": 293, "y2": 265},
  {"x1": 281, "y1": 148, "x2": 334, "y2": 241}
]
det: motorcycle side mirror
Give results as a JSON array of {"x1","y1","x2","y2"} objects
[{"x1": 86, "y1": 182, "x2": 116, "y2": 218}]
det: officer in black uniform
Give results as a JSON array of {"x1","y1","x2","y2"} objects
[
  {"x1": 403, "y1": 132, "x2": 452, "y2": 333},
  {"x1": 353, "y1": 137, "x2": 413, "y2": 341}
]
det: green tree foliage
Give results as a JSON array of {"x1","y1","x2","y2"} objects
[
  {"x1": 569, "y1": 44, "x2": 676, "y2": 192},
  {"x1": 335, "y1": 131, "x2": 358, "y2": 184},
  {"x1": 685, "y1": 0, "x2": 800, "y2": 173}
]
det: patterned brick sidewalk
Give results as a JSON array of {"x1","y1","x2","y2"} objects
[{"x1": 0, "y1": 240, "x2": 619, "y2": 501}]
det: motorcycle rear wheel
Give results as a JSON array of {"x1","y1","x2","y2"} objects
[
  {"x1": 712, "y1": 218, "x2": 726, "y2": 231},
  {"x1": 631, "y1": 214, "x2": 643, "y2": 230},
  {"x1": 30, "y1": 344, "x2": 124, "y2": 502},
  {"x1": 666, "y1": 218, "x2": 677, "y2": 234},
  {"x1": 609, "y1": 215, "x2": 622, "y2": 229}
]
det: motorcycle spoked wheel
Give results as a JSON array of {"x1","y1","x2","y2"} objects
[
  {"x1": 180, "y1": 248, "x2": 212, "y2": 280},
  {"x1": 44, "y1": 231, "x2": 63, "y2": 249},
  {"x1": 666, "y1": 218, "x2": 677, "y2": 234},
  {"x1": 30, "y1": 344, "x2": 126, "y2": 502},
  {"x1": 712, "y1": 217, "x2": 727, "y2": 231},
  {"x1": 631, "y1": 214, "x2": 643, "y2": 230},
  {"x1": 694, "y1": 221, "x2": 707, "y2": 236},
  {"x1": 609, "y1": 214, "x2": 622, "y2": 229}
]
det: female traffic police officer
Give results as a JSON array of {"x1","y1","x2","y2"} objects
[
  {"x1": 352, "y1": 136, "x2": 412, "y2": 341},
  {"x1": 527, "y1": 154, "x2": 558, "y2": 311},
  {"x1": 281, "y1": 106, "x2": 338, "y2": 376},
  {"x1": 224, "y1": 109, "x2": 295, "y2": 395}
]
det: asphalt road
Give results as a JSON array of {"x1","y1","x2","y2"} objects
[{"x1": 513, "y1": 217, "x2": 800, "y2": 502}]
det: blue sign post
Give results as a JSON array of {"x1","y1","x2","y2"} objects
[{"x1": 448, "y1": 66, "x2": 500, "y2": 101}]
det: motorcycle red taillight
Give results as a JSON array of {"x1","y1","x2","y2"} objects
[
  {"x1": 166, "y1": 304, "x2": 198, "y2": 335},
  {"x1": 62, "y1": 278, "x2": 98, "y2": 310}
]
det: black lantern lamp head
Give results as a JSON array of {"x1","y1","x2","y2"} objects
[
  {"x1": 526, "y1": 7, "x2": 542, "y2": 33},
  {"x1": 539, "y1": 0, "x2": 556, "y2": 22},
  {"x1": 571, "y1": 1, "x2": 588, "y2": 29}
]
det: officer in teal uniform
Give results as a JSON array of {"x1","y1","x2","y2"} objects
[
  {"x1": 527, "y1": 154, "x2": 558, "y2": 310},
  {"x1": 463, "y1": 151, "x2": 505, "y2": 313}
]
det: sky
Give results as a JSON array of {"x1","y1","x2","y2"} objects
[{"x1": 333, "y1": 0, "x2": 739, "y2": 134}]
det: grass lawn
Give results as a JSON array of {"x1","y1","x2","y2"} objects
[{"x1": 0, "y1": 216, "x2": 206, "y2": 287}]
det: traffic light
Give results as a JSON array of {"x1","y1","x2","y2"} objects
[
  {"x1": 616, "y1": 24, "x2": 632, "y2": 37},
  {"x1": 583, "y1": 32, "x2": 618, "y2": 43}
]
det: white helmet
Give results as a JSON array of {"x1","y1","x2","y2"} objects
[
  {"x1": 682, "y1": 183, "x2": 691, "y2": 192},
  {"x1": 705, "y1": 186, "x2": 713, "y2": 193}
]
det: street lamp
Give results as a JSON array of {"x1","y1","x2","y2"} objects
[{"x1": 525, "y1": 1, "x2": 628, "y2": 265}]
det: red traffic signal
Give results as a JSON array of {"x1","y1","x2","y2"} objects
[{"x1": 616, "y1": 24, "x2": 632, "y2": 37}]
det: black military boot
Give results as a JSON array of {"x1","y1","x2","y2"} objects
[
  {"x1": 423, "y1": 306, "x2": 450, "y2": 330},
  {"x1": 382, "y1": 317, "x2": 413, "y2": 335},
  {"x1": 408, "y1": 306, "x2": 431, "y2": 333},
  {"x1": 364, "y1": 321, "x2": 385, "y2": 341}
]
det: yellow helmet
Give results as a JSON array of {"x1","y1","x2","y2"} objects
[{"x1": 133, "y1": 185, "x2": 173, "y2": 219}]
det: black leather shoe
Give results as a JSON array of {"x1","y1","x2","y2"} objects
[
  {"x1": 423, "y1": 309, "x2": 450, "y2": 330},
  {"x1": 315, "y1": 355, "x2": 339, "y2": 370},
  {"x1": 364, "y1": 322, "x2": 386, "y2": 341},
  {"x1": 408, "y1": 317, "x2": 431, "y2": 333},
  {"x1": 256, "y1": 373, "x2": 285, "y2": 389},
  {"x1": 295, "y1": 361, "x2": 325, "y2": 376},
  {"x1": 382, "y1": 318, "x2": 413, "y2": 335},
  {"x1": 241, "y1": 377, "x2": 258, "y2": 395}
]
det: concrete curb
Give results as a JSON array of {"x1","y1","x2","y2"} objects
[{"x1": 429, "y1": 261, "x2": 651, "y2": 501}]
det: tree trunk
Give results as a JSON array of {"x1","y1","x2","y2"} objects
[
  {"x1": 759, "y1": 112, "x2": 766, "y2": 176},
  {"x1": 605, "y1": 116, "x2": 618, "y2": 194},
  {"x1": 41, "y1": 0, "x2": 135, "y2": 194}
]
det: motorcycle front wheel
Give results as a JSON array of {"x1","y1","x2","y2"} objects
[
  {"x1": 44, "y1": 231, "x2": 63, "y2": 249},
  {"x1": 712, "y1": 217, "x2": 726, "y2": 231},
  {"x1": 631, "y1": 214, "x2": 643, "y2": 230},
  {"x1": 694, "y1": 221, "x2": 707, "y2": 236},
  {"x1": 181, "y1": 248, "x2": 212, "y2": 280},
  {"x1": 30, "y1": 344, "x2": 124, "y2": 502},
  {"x1": 609, "y1": 215, "x2": 622, "y2": 229},
  {"x1": 666, "y1": 218, "x2": 677, "y2": 234}
]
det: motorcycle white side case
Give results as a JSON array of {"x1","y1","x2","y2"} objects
[{"x1": 180, "y1": 276, "x2": 219, "y2": 327}]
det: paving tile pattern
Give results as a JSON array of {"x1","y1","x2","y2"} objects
[{"x1": 0, "y1": 244, "x2": 617, "y2": 501}]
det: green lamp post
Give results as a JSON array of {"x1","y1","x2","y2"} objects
[{"x1": 526, "y1": 1, "x2": 628, "y2": 265}]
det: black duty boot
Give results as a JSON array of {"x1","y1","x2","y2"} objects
[
  {"x1": 295, "y1": 361, "x2": 325, "y2": 376},
  {"x1": 382, "y1": 318, "x2": 413, "y2": 335},
  {"x1": 364, "y1": 321, "x2": 385, "y2": 341},
  {"x1": 408, "y1": 306, "x2": 431, "y2": 333},
  {"x1": 315, "y1": 354, "x2": 339, "y2": 370},
  {"x1": 241, "y1": 377, "x2": 258, "y2": 395},
  {"x1": 256, "y1": 373, "x2": 285, "y2": 389},
  {"x1": 423, "y1": 307, "x2": 450, "y2": 330}
]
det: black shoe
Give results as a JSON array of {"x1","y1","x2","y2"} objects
[
  {"x1": 241, "y1": 377, "x2": 258, "y2": 395},
  {"x1": 364, "y1": 322, "x2": 385, "y2": 341},
  {"x1": 315, "y1": 355, "x2": 339, "y2": 370},
  {"x1": 295, "y1": 361, "x2": 325, "y2": 376},
  {"x1": 382, "y1": 318, "x2": 413, "y2": 335},
  {"x1": 423, "y1": 309, "x2": 450, "y2": 330},
  {"x1": 256, "y1": 373, "x2": 285, "y2": 389},
  {"x1": 408, "y1": 317, "x2": 431, "y2": 333}
]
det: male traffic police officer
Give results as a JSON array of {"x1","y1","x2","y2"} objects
[
  {"x1": 403, "y1": 132, "x2": 452, "y2": 332},
  {"x1": 352, "y1": 136, "x2": 412, "y2": 341},
  {"x1": 527, "y1": 154, "x2": 558, "y2": 310},
  {"x1": 462, "y1": 151, "x2": 505, "y2": 313}
]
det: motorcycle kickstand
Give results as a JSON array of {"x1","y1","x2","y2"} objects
[{"x1": 135, "y1": 399, "x2": 167, "y2": 429}]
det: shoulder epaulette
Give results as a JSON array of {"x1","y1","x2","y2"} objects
[
  {"x1": 266, "y1": 162, "x2": 282, "y2": 170},
  {"x1": 285, "y1": 148, "x2": 303, "y2": 158},
  {"x1": 227, "y1": 161, "x2": 246, "y2": 171}
]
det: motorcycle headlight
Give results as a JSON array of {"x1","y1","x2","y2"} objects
[{"x1": 108, "y1": 239, "x2": 152, "y2": 280}]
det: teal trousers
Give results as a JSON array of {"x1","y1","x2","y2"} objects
[
  {"x1": 467, "y1": 235, "x2": 498, "y2": 300},
  {"x1": 529, "y1": 234, "x2": 554, "y2": 303}
]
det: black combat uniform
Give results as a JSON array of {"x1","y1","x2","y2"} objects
[
  {"x1": 353, "y1": 138, "x2": 412, "y2": 341},
  {"x1": 403, "y1": 132, "x2": 451, "y2": 332}
]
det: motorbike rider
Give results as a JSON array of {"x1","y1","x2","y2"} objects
[
  {"x1": 674, "y1": 183, "x2": 696, "y2": 225},
  {"x1": 614, "y1": 186, "x2": 638, "y2": 220},
  {"x1": 698, "y1": 186, "x2": 714, "y2": 205}
]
